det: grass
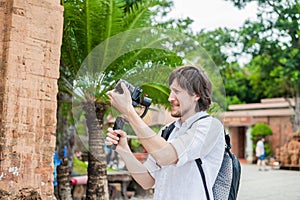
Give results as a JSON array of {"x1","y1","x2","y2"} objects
[{"x1": 73, "y1": 156, "x2": 88, "y2": 175}]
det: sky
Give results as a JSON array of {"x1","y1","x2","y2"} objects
[{"x1": 168, "y1": 0, "x2": 258, "y2": 32}]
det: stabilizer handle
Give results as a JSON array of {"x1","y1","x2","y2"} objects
[{"x1": 111, "y1": 117, "x2": 125, "y2": 150}]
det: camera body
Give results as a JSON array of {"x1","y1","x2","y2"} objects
[
  {"x1": 111, "y1": 79, "x2": 152, "y2": 149},
  {"x1": 115, "y1": 79, "x2": 152, "y2": 107}
]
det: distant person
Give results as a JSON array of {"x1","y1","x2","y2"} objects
[
  {"x1": 256, "y1": 136, "x2": 267, "y2": 171},
  {"x1": 74, "y1": 150, "x2": 82, "y2": 160},
  {"x1": 104, "y1": 142, "x2": 120, "y2": 170}
]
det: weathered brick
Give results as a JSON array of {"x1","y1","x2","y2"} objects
[{"x1": 0, "y1": 0, "x2": 63, "y2": 199}]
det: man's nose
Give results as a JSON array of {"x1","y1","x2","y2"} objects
[{"x1": 168, "y1": 92, "x2": 175, "y2": 102}]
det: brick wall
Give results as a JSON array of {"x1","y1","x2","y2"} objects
[
  {"x1": 251, "y1": 116, "x2": 294, "y2": 151},
  {"x1": 0, "y1": 0, "x2": 63, "y2": 198},
  {"x1": 268, "y1": 116, "x2": 294, "y2": 151}
]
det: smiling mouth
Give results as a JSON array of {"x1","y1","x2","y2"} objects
[{"x1": 172, "y1": 104, "x2": 179, "y2": 109}]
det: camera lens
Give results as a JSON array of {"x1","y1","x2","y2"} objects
[
  {"x1": 114, "y1": 79, "x2": 152, "y2": 108},
  {"x1": 115, "y1": 79, "x2": 135, "y2": 94}
]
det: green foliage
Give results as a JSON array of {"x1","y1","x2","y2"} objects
[
  {"x1": 194, "y1": 28, "x2": 260, "y2": 106},
  {"x1": 76, "y1": 123, "x2": 86, "y2": 135},
  {"x1": 73, "y1": 156, "x2": 88, "y2": 175},
  {"x1": 251, "y1": 123, "x2": 272, "y2": 141},
  {"x1": 195, "y1": 28, "x2": 234, "y2": 67},
  {"x1": 251, "y1": 123, "x2": 273, "y2": 156},
  {"x1": 252, "y1": 142, "x2": 272, "y2": 157},
  {"x1": 141, "y1": 83, "x2": 171, "y2": 109},
  {"x1": 208, "y1": 102, "x2": 224, "y2": 118},
  {"x1": 225, "y1": 95, "x2": 244, "y2": 107},
  {"x1": 223, "y1": 63, "x2": 259, "y2": 104},
  {"x1": 264, "y1": 142, "x2": 272, "y2": 157},
  {"x1": 222, "y1": 1, "x2": 300, "y2": 131},
  {"x1": 130, "y1": 138, "x2": 143, "y2": 152},
  {"x1": 232, "y1": 1, "x2": 300, "y2": 98},
  {"x1": 61, "y1": 0, "x2": 188, "y2": 110}
]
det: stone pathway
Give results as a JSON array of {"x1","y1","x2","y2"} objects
[{"x1": 126, "y1": 163, "x2": 300, "y2": 200}]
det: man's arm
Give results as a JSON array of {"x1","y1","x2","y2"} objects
[
  {"x1": 118, "y1": 149, "x2": 155, "y2": 189},
  {"x1": 106, "y1": 129, "x2": 155, "y2": 189},
  {"x1": 126, "y1": 109, "x2": 179, "y2": 166},
  {"x1": 108, "y1": 84, "x2": 178, "y2": 166}
]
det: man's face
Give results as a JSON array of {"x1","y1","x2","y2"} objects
[{"x1": 168, "y1": 80, "x2": 199, "y2": 122}]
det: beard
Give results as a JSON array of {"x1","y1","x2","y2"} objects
[
  {"x1": 170, "y1": 103, "x2": 181, "y2": 118},
  {"x1": 171, "y1": 106, "x2": 189, "y2": 118},
  {"x1": 171, "y1": 110, "x2": 181, "y2": 118},
  {"x1": 171, "y1": 102, "x2": 193, "y2": 119}
]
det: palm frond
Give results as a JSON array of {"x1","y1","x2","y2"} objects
[
  {"x1": 141, "y1": 83, "x2": 171, "y2": 109},
  {"x1": 122, "y1": 0, "x2": 153, "y2": 29}
]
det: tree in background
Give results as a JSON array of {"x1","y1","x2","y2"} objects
[
  {"x1": 251, "y1": 123, "x2": 273, "y2": 156},
  {"x1": 57, "y1": 0, "x2": 300, "y2": 198},
  {"x1": 226, "y1": 0, "x2": 300, "y2": 131},
  {"x1": 195, "y1": 28, "x2": 259, "y2": 108},
  {"x1": 59, "y1": 0, "x2": 194, "y2": 199}
]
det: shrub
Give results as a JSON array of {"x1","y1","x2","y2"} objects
[
  {"x1": 251, "y1": 123, "x2": 273, "y2": 157},
  {"x1": 251, "y1": 123, "x2": 272, "y2": 141}
]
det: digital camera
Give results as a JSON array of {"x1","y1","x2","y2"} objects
[{"x1": 115, "y1": 79, "x2": 152, "y2": 108}]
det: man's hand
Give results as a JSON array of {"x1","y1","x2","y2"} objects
[
  {"x1": 106, "y1": 128, "x2": 130, "y2": 152},
  {"x1": 108, "y1": 82, "x2": 134, "y2": 116}
]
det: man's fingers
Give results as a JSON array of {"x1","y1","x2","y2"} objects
[
  {"x1": 105, "y1": 139, "x2": 113, "y2": 146},
  {"x1": 106, "y1": 132, "x2": 120, "y2": 141},
  {"x1": 121, "y1": 82, "x2": 130, "y2": 96},
  {"x1": 106, "y1": 129, "x2": 126, "y2": 149},
  {"x1": 106, "y1": 136, "x2": 118, "y2": 145}
]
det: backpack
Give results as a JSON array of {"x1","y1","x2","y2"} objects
[{"x1": 161, "y1": 115, "x2": 241, "y2": 200}]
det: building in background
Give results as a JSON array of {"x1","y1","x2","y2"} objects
[
  {"x1": 223, "y1": 98, "x2": 296, "y2": 165},
  {"x1": 142, "y1": 98, "x2": 297, "y2": 166}
]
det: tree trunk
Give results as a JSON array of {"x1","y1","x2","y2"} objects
[
  {"x1": 294, "y1": 92, "x2": 300, "y2": 132},
  {"x1": 57, "y1": 92, "x2": 75, "y2": 168},
  {"x1": 85, "y1": 102, "x2": 109, "y2": 200},
  {"x1": 0, "y1": 188, "x2": 42, "y2": 199},
  {"x1": 57, "y1": 158, "x2": 73, "y2": 200},
  {"x1": 56, "y1": 92, "x2": 74, "y2": 199}
]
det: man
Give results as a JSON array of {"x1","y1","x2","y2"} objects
[
  {"x1": 256, "y1": 136, "x2": 267, "y2": 171},
  {"x1": 106, "y1": 66, "x2": 225, "y2": 199}
]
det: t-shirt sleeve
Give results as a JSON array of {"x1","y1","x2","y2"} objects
[
  {"x1": 143, "y1": 154, "x2": 160, "y2": 179},
  {"x1": 142, "y1": 127, "x2": 166, "y2": 178}
]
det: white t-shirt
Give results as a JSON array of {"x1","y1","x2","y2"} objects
[
  {"x1": 256, "y1": 140, "x2": 265, "y2": 157},
  {"x1": 144, "y1": 112, "x2": 225, "y2": 200}
]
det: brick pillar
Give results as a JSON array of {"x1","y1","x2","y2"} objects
[{"x1": 0, "y1": 0, "x2": 63, "y2": 199}]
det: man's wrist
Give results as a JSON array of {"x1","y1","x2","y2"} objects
[{"x1": 126, "y1": 107, "x2": 139, "y2": 121}]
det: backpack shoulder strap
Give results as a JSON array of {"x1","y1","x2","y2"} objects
[
  {"x1": 194, "y1": 115, "x2": 228, "y2": 200},
  {"x1": 161, "y1": 122, "x2": 176, "y2": 140},
  {"x1": 195, "y1": 158, "x2": 211, "y2": 200},
  {"x1": 225, "y1": 131, "x2": 232, "y2": 151},
  {"x1": 161, "y1": 115, "x2": 212, "y2": 199},
  {"x1": 160, "y1": 115, "x2": 213, "y2": 199},
  {"x1": 161, "y1": 115, "x2": 211, "y2": 141}
]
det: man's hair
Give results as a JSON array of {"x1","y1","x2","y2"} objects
[{"x1": 168, "y1": 66, "x2": 212, "y2": 112}]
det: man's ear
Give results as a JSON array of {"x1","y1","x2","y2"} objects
[{"x1": 195, "y1": 94, "x2": 200, "y2": 101}]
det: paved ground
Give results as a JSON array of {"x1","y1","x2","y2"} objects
[
  {"x1": 130, "y1": 163, "x2": 300, "y2": 200},
  {"x1": 238, "y1": 164, "x2": 300, "y2": 200}
]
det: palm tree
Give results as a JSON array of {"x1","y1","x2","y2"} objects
[
  {"x1": 59, "y1": 0, "x2": 180, "y2": 199},
  {"x1": 59, "y1": 2, "x2": 227, "y2": 200}
]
